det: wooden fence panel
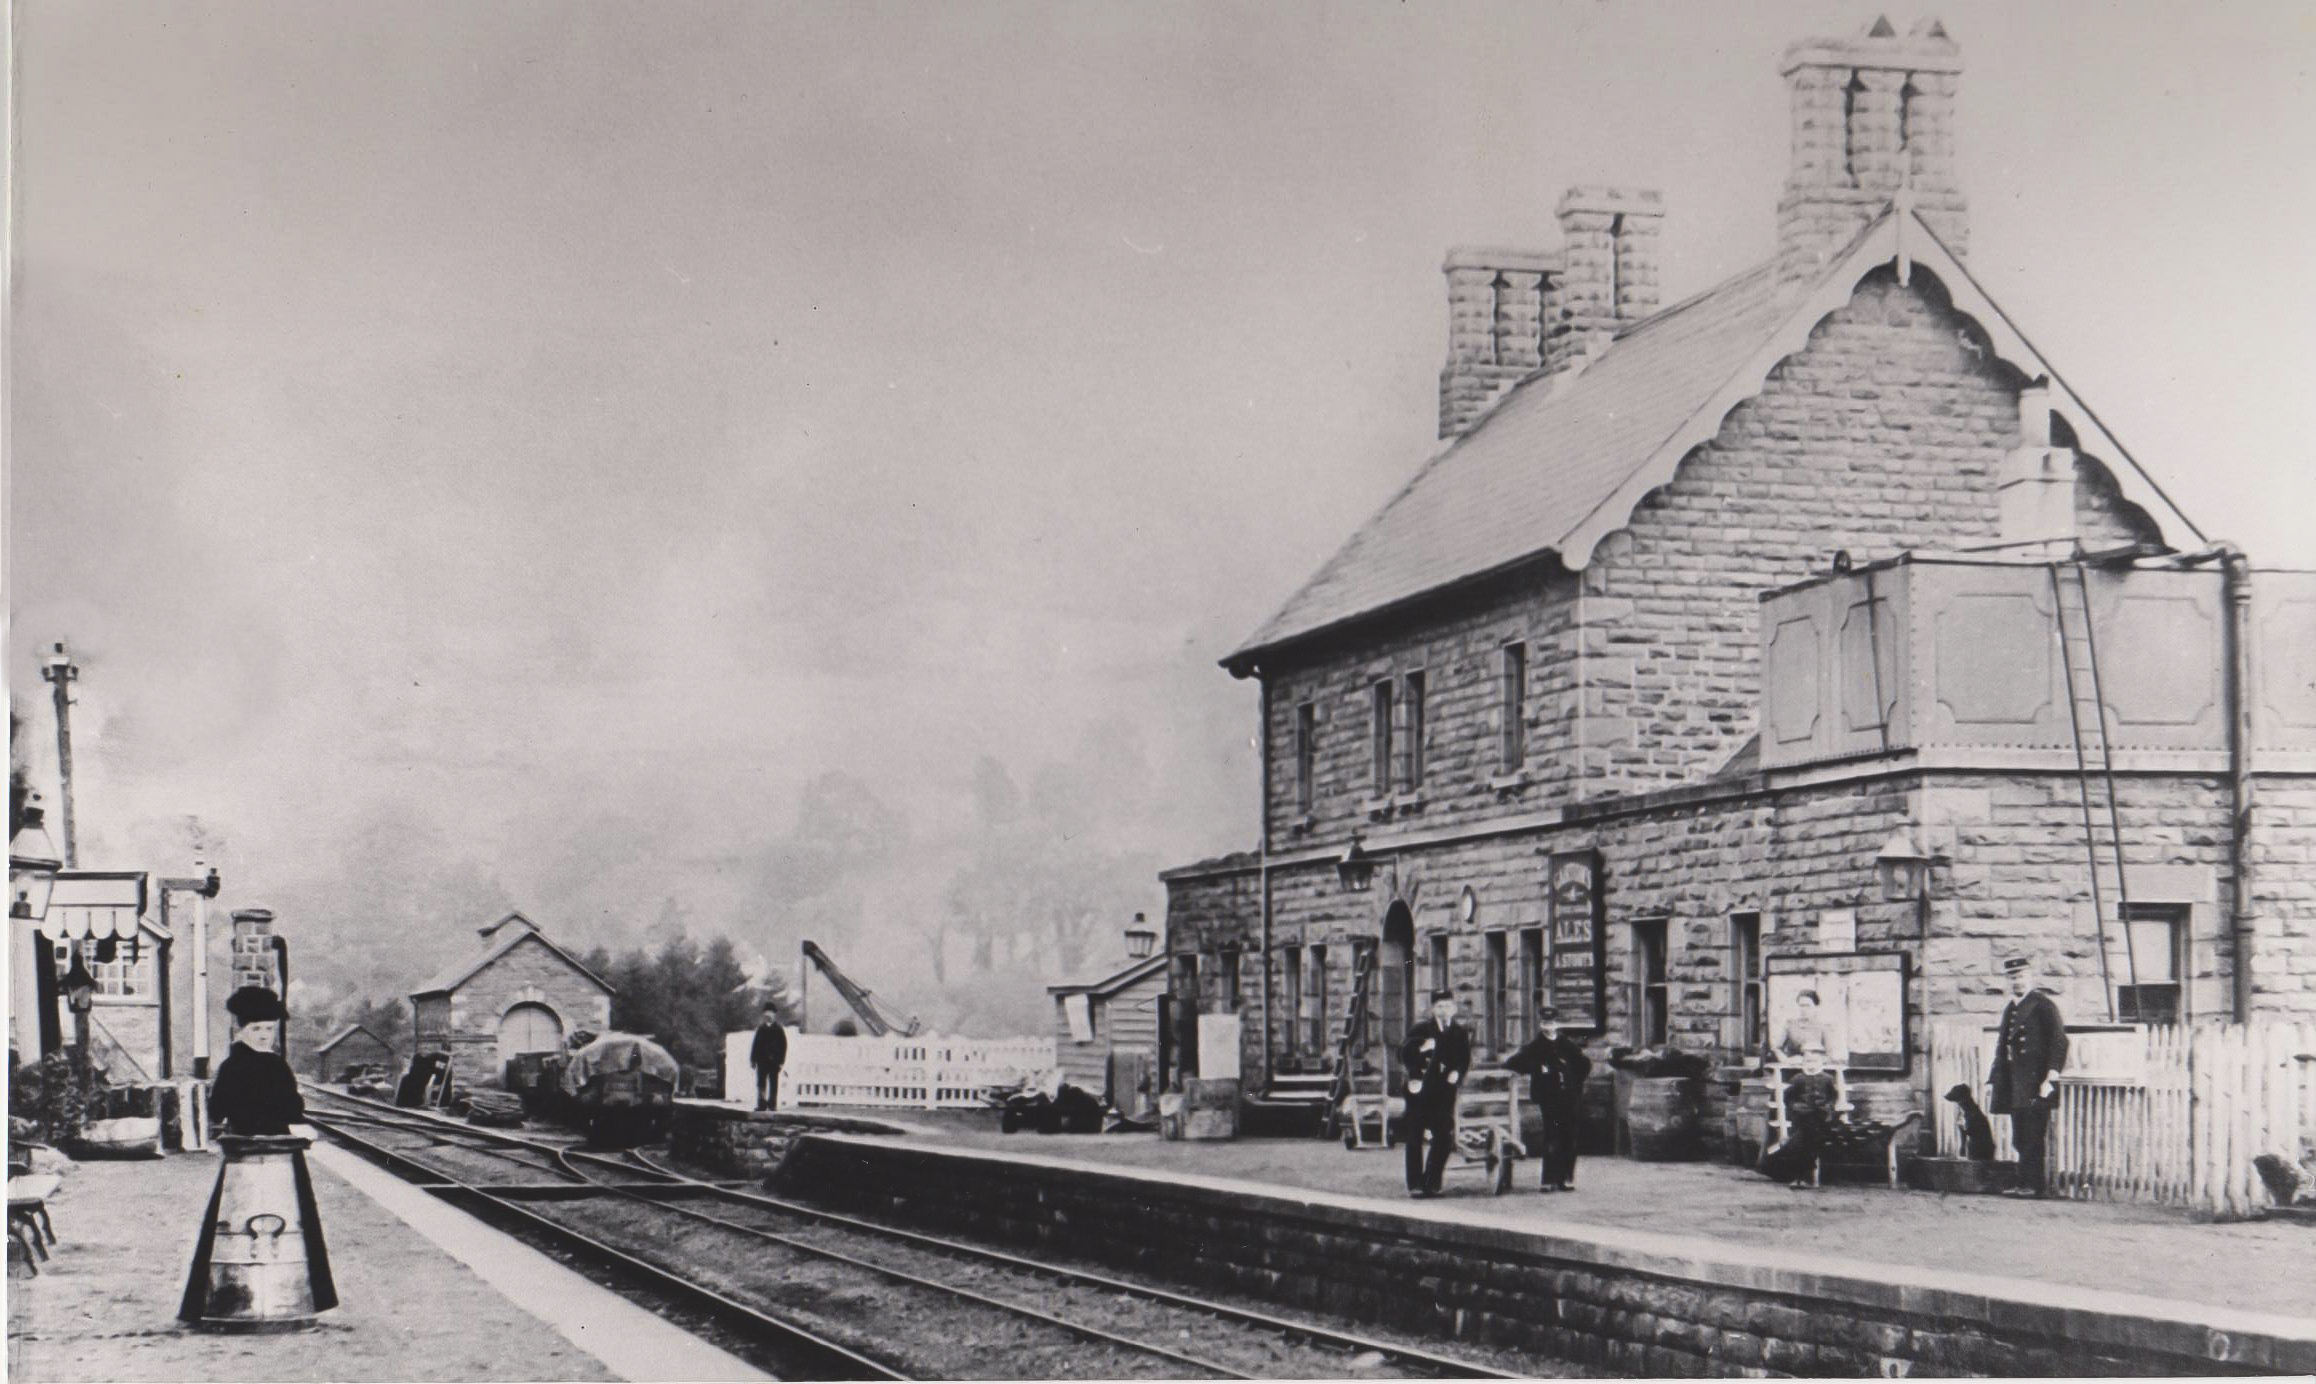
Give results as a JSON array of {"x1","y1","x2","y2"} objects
[{"x1": 1935, "y1": 1017, "x2": 2316, "y2": 1219}]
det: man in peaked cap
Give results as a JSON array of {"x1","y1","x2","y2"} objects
[
  {"x1": 1987, "y1": 952, "x2": 2068, "y2": 1198},
  {"x1": 1502, "y1": 1000, "x2": 1591, "y2": 1192},
  {"x1": 1396, "y1": 989, "x2": 1471, "y2": 1197}
]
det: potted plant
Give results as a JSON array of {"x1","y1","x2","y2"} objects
[{"x1": 1609, "y1": 1046, "x2": 1710, "y2": 1161}]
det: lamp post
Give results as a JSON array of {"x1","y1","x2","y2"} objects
[
  {"x1": 40, "y1": 643, "x2": 79, "y2": 869},
  {"x1": 64, "y1": 952, "x2": 96, "y2": 1107},
  {"x1": 1875, "y1": 829, "x2": 1941, "y2": 935},
  {"x1": 12, "y1": 795, "x2": 64, "y2": 1057},
  {"x1": 1124, "y1": 913, "x2": 1158, "y2": 960}
]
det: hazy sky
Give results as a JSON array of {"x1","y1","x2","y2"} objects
[{"x1": 10, "y1": 2, "x2": 2314, "y2": 998}]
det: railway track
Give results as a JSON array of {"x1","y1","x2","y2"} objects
[{"x1": 306, "y1": 1091, "x2": 1532, "y2": 1380}]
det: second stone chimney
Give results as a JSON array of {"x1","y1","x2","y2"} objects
[
  {"x1": 1544, "y1": 186, "x2": 1663, "y2": 375},
  {"x1": 1777, "y1": 16, "x2": 1966, "y2": 287},
  {"x1": 1436, "y1": 186, "x2": 1663, "y2": 440},
  {"x1": 1438, "y1": 247, "x2": 1558, "y2": 439}
]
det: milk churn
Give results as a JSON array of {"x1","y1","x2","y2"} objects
[{"x1": 178, "y1": 1134, "x2": 338, "y2": 1330}]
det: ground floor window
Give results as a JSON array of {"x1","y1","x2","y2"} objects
[
  {"x1": 1630, "y1": 917, "x2": 1669, "y2": 1047},
  {"x1": 1518, "y1": 926, "x2": 1545, "y2": 1041},
  {"x1": 1483, "y1": 931, "x2": 1508, "y2": 1056},
  {"x1": 2118, "y1": 904, "x2": 2187, "y2": 1023},
  {"x1": 1220, "y1": 948, "x2": 1241, "y2": 1010},
  {"x1": 50, "y1": 937, "x2": 156, "y2": 1000},
  {"x1": 1305, "y1": 945, "x2": 1330, "y2": 1058},
  {"x1": 1427, "y1": 932, "x2": 1450, "y2": 1001},
  {"x1": 1731, "y1": 911, "x2": 1763, "y2": 1052},
  {"x1": 1281, "y1": 945, "x2": 1302, "y2": 1054}
]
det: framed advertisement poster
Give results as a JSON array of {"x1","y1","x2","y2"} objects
[
  {"x1": 1546, "y1": 849, "x2": 1607, "y2": 1036},
  {"x1": 1763, "y1": 951, "x2": 1910, "y2": 1073}
]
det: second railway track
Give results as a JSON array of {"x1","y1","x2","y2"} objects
[{"x1": 306, "y1": 1091, "x2": 1539, "y2": 1380}]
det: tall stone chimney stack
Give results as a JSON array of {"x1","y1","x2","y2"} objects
[
  {"x1": 1777, "y1": 16, "x2": 1965, "y2": 287},
  {"x1": 1437, "y1": 247, "x2": 1559, "y2": 439},
  {"x1": 1544, "y1": 186, "x2": 1663, "y2": 375}
]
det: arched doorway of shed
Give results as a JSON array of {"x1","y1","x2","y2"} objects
[
  {"x1": 1379, "y1": 901, "x2": 1415, "y2": 1060},
  {"x1": 497, "y1": 1002, "x2": 564, "y2": 1075}
]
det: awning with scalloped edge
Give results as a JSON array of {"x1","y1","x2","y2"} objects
[{"x1": 35, "y1": 872, "x2": 164, "y2": 942}]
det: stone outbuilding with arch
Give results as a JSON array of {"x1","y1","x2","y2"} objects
[{"x1": 409, "y1": 912, "x2": 613, "y2": 1087}]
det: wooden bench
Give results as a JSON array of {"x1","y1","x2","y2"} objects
[
  {"x1": 8, "y1": 1174, "x2": 61, "y2": 1275},
  {"x1": 1764, "y1": 1063, "x2": 1921, "y2": 1188}
]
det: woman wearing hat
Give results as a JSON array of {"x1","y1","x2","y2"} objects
[
  {"x1": 179, "y1": 985, "x2": 338, "y2": 1324},
  {"x1": 1502, "y1": 1001, "x2": 1591, "y2": 1192}
]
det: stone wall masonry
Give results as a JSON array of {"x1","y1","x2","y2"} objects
[
  {"x1": 666, "y1": 1101, "x2": 906, "y2": 1179},
  {"x1": 2249, "y1": 780, "x2": 2316, "y2": 1018},
  {"x1": 1262, "y1": 564, "x2": 1582, "y2": 854},
  {"x1": 781, "y1": 1136, "x2": 2315, "y2": 1376},
  {"x1": 1169, "y1": 758, "x2": 2287, "y2": 1136},
  {"x1": 1582, "y1": 266, "x2": 2159, "y2": 799}
]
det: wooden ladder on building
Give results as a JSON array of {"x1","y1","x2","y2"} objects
[
  {"x1": 2049, "y1": 558, "x2": 2139, "y2": 1021},
  {"x1": 1320, "y1": 945, "x2": 1379, "y2": 1139}
]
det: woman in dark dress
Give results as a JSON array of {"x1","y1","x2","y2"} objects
[
  {"x1": 1502, "y1": 1003, "x2": 1592, "y2": 1192},
  {"x1": 179, "y1": 985, "x2": 338, "y2": 1323}
]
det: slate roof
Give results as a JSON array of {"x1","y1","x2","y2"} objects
[
  {"x1": 315, "y1": 1023, "x2": 398, "y2": 1057},
  {"x1": 1230, "y1": 259, "x2": 1789, "y2": 666},
  {"x1": 1046, "y1": 954, "x2": 1168, "y2": 998},
  {"x1": 410, "y1": 918, "x2": 614, "y2": 999}
]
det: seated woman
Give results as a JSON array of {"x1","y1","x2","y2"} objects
[
  {"x1": 1769, "y1": 990, "x2": 1837, "y2": 1064},
  {"x1": 1759, "y1": 1044, "x2": 1841, "y2": 1189}
]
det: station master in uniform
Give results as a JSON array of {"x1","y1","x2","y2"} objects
[
  {"x1": 1397, "y1": 990, "x2": 1471, "y2": 1197},
  {"x1": 1987, "y1": 952, "x2": 2068, "y2": 1198}
]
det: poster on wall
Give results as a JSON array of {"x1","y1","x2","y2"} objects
[
  {"x1": 1545, "y1": 849, "x2": 1607, "y2": 1035},
  {"x1": 1763, "y1": 951, "x2": 1909, "y2": 1072}
]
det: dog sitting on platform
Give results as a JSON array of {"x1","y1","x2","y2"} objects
[{"x1": 1943, "y1": 1083, "x2": 1996, "y2": 1161}]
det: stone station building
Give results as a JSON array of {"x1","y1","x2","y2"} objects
[
  {"x1": 409, "y1": 911, "x2": 613, "y2": 1087},
  {"x1": 1160, "y1": 19, "x2": 2316, "y2": 1151}
]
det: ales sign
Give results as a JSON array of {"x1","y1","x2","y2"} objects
[{"x1": 1546, "y1": 849, "x2": 1607, "y2": 1034}]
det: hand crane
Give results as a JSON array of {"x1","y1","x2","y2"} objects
[{"x1": 799, "y1": 940, "x2": 924, "y2": 1038}]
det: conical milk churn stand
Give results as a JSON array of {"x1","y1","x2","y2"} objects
[{"x1": 179, "y1": 1132, "x2": 337, "y2": 1330}]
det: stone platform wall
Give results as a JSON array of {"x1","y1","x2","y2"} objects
[{"x1": 780, "y1": 1134, "x2": 2313, "y2": 1377}]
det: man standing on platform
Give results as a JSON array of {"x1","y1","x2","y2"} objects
[
  {"x1": 1398, "y1": 990, "x2": 1471, "y2": 1198},
  {"x1": 749, "y1": 1004, "x2": 789, "y2": 1111},
  {"x1": 1503, "y1": 1002, "x2": 1590, "y2": 1192},
  {"x1": 1987, "y1": 952, "x2": 2068, "y2": 1198}
]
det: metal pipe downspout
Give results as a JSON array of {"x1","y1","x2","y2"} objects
[
  {"x1": 1256, "y1": 675, "x2": 1274, "y2": 1090},
  {"x1": 2223, "y1": 549, "x2": 2256, "y2": 1022}
]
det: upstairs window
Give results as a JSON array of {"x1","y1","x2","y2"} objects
[
  {"x1": 1220, "y1": 948, "x2": 1242, "y2": 1011},
  {"x1": 1293, "y1": 702, "x2": 1317, "y2": 816},
  {"x1": 1397, "y1": 671, "x2": 1427, "y2": 791},
  {"x1": 2119, "y1": 905, "x2": 2187, "y2": 1024},
  {"x1": 1499, "y1": 643, "x2": 1528, "y2": 773},
  {"x1": 1370, "y1": 680, "x2": 1395, "y2": 796}
]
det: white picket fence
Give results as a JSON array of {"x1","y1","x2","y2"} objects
[
  {"x1": 723, "y1": 1032, "x2": 1056, "y2": 1111},
  {"x1": 1930, "y1": 1017, "x2": 2316, "y2": 1218}
]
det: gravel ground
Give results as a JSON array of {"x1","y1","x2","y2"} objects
[
  {"x1": 5, "y1": 1150, "x2": 616, "y2": 1383},
  {"x1": 526, "y1": 1198, "x2": 1211, "y2": 1378},
  {"x1": 868, "y1": 1109, "x2": 2316, "y2": 1321}
]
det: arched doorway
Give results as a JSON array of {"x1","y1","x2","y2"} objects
[
  {"x1": 1379, "y1": 902, "x2": 1416, "y2": 1059},
  {"x1": 497, "y1": 1002, "x2": 564, "y2": 1074}
]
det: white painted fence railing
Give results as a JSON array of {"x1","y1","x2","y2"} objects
[
  {"x1": 722, "y1": 1032, "x2": 1056, "y2": 1111},
  {"x1": 1929, "y1": 1017, "x2": 2316, "y2": 1219}
]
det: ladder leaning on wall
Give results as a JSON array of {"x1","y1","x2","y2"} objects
[
  {"x1": 1321, "y1": 945, "x2": 1378, "y2": 1139},
  {"x1": 2047, "y1": 556, "x2": 2140, "y2": 1021}
]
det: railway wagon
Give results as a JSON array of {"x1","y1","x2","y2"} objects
[{"x1": 508, "y1": 1032, "x2": 682, "y2": 1147}]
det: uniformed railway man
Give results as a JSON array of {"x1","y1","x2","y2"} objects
[
  {"x1": 750, "y1": 1004, "x2": 789, "y2": 1112},
  {"x1": 1397, "y1": 989, "x2": 1471, "y2": 1198},
  {"x1": 1987, "y1": 952, "x2": 2068, "y2": 1198},
  {"x1": 1502, "y1": 1002, "x2": 1590, "y2": 1192}
]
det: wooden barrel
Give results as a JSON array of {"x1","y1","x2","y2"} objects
[
  {"x1": 1624, "y1": 1075, "x2": 1704, "y2": 1161},
  {"x1": 1732, "y1": 1078, "x2": 1778, "y2": 1168}
]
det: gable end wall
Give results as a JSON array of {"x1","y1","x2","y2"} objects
[{"x1": 1580, "y1": 266, "x2": 2157, "y2": 794}]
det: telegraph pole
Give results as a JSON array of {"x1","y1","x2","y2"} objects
[{"x1": 40, "y1": 643, "x2": 78, "y2": 868}]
